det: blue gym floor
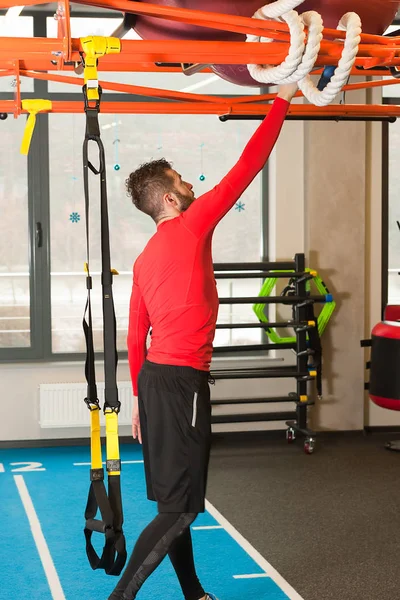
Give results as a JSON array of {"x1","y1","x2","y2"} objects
[{"x1": 0, "y1": 445, "x2": 303, "y2": 600}]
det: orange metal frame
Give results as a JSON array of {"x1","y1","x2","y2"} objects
[{"x1": 1, "y1": 0, "x2": 400, "y2": 118}]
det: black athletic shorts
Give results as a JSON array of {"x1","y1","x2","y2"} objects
[{"x1": 137, "y1": 360, "x2": 212, "y2": 513}]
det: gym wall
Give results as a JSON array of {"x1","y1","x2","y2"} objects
[{"x1": 0, "y1": 84, "x2": 394, "y2": 442}]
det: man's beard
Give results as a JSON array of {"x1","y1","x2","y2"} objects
[{"x1": 174, "y1": 189, "x2": 195, "y2": 212}]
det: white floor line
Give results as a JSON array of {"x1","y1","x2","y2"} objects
[
  {"x1": 192, "y1": 525, "x2": 224, "y2": 530},
  {"x1": 73, "y1": 460, "x2": 144, "y2": 466},
  {"x1": 14, "y1": 475, "x2": 66, "y2": 600},
  {"x1": 205, "y1": 499, "x2": 305, "y2": 600},
  {"x1": 233, "y1": 573, "x2": 270, "y2": 579}
]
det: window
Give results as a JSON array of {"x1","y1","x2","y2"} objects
[
  {"x1": 0, "y1": 16, "x2": 34, "y2": 93},
  {"x1": 0, "y1": 12, "x2": 267, "y2": 360},
  {"x1": 48, "y1": 112, "x2": 262, "y2": 352},
  {"x1": 384, "y1": 20, "x2": 400, "y2": 306},
  {"x1": 0, "y1": 15, "x2": 33, "y2": 36},
  {"x1": 387, "y1": 119, "x2": 400, "y2": 304},
  {"x1": 0, "y1": 117, "x2": 30, "y2": 349}
]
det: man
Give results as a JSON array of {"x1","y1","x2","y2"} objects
[{"x1": 109, "y1": 83, "x2": 297, "y2": 600}]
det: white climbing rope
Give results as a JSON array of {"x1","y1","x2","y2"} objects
[
  {"x1": 247, "y1": 9, "x2": 306, "y2": 84},
  {"x1": 298, "y1": 12, "x2": 362, "y2": 106},
  {"x1": 246, "y1": 0, "x2": 362, "y2": 106}
]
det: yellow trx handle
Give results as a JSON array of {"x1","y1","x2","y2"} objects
[
  {"x1": 90, "y1": 406, "x2": 103, "y2": 471},
  {"x1": 105, "y1": 410, "x2": 121, "y2": 476},
  {"x1": 80, "y1": 36, "x2": 121, "y2": 101},
  {"x1": 20, "y1": 99, "x2": 52, "y2": 155}
]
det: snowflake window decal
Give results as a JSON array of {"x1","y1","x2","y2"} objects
[{"x1": 69, "y1": 212, "x2": 81, "y2": 223}]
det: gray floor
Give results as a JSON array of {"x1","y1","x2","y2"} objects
[{"x1": 206, "y1": 432, "x2": 400, "y2": 600}]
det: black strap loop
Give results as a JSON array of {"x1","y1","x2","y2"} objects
[{"x1": 82, "y1": 89, "x2": 126, "y2": 576}]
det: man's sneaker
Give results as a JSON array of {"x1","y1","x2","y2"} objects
[{"x1": 205, "y1": 594, "x2": 219, "y2": 600}]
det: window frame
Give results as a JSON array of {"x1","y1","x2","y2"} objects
[
  {"x1": 382, "y1": 116, "x2": 389, "y2": 316},
  {"x1": 382, "y1": 17, "x2": 400, "y2": 315}
]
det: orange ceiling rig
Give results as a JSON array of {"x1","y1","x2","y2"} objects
[{"x1": 1, "y1": 0, "x2": 400, "y2": 119}]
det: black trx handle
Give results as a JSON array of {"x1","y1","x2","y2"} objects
[{"x1": 82, "y1": 84, "x2": 127, "y2": 576}]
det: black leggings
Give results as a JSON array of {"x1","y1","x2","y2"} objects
[{"x1": 108, "y1": 512, "x2": 205, "y2": 600}]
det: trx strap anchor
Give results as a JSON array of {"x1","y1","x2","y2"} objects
[
  {"x1": 81, "y1": 36, "x2": 126, "y2": 577},
  {"x1": 20, "y1": 99, "x2": 52, "y2": 155},
  {"x1": 80, "y1": 35, "x2": 121, "y2": 101}
]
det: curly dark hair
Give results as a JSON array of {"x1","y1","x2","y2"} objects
[{"x1": 126, "y1": 158, "x2": 174, "y2": 222}]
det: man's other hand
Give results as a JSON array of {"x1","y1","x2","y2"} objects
[{"x1": 132, "y1": 396, "x2": 142, "y2": 444}]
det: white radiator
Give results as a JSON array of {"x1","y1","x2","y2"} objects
[{"x1": 39, "y1": 382, "x2": 133, "y2": 428}]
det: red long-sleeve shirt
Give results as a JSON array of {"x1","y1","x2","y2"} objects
[{"x1": 127, "y1": 97, "x2": 289, "y2": 395}]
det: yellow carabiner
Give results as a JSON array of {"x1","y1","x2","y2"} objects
[{"x1": 80, "y1": 36, "x2": 121, "y2": 101}]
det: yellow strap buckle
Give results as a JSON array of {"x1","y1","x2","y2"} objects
[
  {"x1": 20, "y1": 99, "x2": 52, "y2": 155},
  {"x1": 80, "y1": 36, "x2": 121, "y2": 101},
  {"x1": 105, "y1": 410, "x2": 121, "y2": 475},
  {"x1": 90, "y1": 407, "x2": 103, "y2": 471}
]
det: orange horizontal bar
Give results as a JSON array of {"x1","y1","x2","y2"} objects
[
  {"x1": 17, "y1": 70, "x2": 400, "y2": 106},
  {"x1": 20, "y1": 69, "x2": 223, "y2": 103},
  {"x1": 75, "y1": 0, "x2": 393, "y2": 46},
  {"x1": 0, "y1": 0, "x2": 46, "y2": 5},
  {"x1": 0, "y1": 60, "x2": 389, "y2": 78},
  {"x1": 78, "y1": 0, "x2": 292, "y2": 41},
  {"x1": 1, "y1": 100, "x2": 400, "y2": 118},
  {"x1": 0, "y1": 59, "x2": 206, "y2": 73},
  {"x1": 3, "y1": 37, "x2": 400, "y2": 68},
  {"x1": 0, "y1": 0, "x2": 396, "y2": 49},
  {"x1": 233, "y1": 77, "x2": 400, "y2": 105}
]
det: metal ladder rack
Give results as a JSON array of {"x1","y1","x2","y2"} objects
[{"x1": 211, "y1": 253, "x2": 318, "y2": 454}]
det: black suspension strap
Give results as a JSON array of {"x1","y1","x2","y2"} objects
[{"x1": 81, "y1": 35, "x2": 126, "y2": 577}]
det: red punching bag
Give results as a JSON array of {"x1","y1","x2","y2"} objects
[
  {"x1": 369, "y1": 321, "x2": 400, "y2": 411},
  {"x1": 133, "y1": 0, "x2": 400, "y2": 86}
]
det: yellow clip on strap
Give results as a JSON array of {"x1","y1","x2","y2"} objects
[
  {"x1": 105, "y1": 410, "x2": 121, "y2": 476},
  {"x1": 90, "y1": 407, "x2": 103, "y2": 471},
  {"x1": 80, "y1": 36, "x2": 121, "y2": 101},
  {"x1": 20, "y1": 99, "x2": 52, "y2": 155}
]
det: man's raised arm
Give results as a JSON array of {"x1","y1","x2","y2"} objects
[{"x1": 182, "y1": 85, "x2": 297, "y2": 237}]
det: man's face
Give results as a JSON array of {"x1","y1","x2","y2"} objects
[{"x1": 168, "y1": 169, "x2": 196, "y2": 212}]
